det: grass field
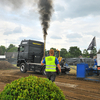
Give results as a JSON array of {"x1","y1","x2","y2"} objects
[
  {"x1": 13, "y1": 64, "x2": 17, "y2": 67},
  {"x1": 69, "y1": 65, "x2": 76, "y2": 74}
]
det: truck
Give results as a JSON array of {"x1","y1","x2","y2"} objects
[{"x1": 17, "y1": 39, "x2": 70, "y2": 75}]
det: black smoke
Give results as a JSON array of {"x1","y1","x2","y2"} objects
[{"x1": 38, "y1": 0, "x2": 53, "y2": 36}]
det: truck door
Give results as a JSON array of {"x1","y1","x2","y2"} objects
[{"x1": 18, "y1": 46, "x2": 25, "y2": 59}]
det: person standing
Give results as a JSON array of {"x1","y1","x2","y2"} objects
[
  {"x1": 94, "y1": 56, "x2": 97, "y2": 66},
  {"x1": 41, "y1": 49, "x2": 61, "y2": 82}
]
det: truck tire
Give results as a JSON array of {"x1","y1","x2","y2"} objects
[
  {"x1": 42, "y1": 68, "x2": 46, "y2": 75},
  {"x1": 20, "y1": 63, "x2": 27, "y2": 73}
]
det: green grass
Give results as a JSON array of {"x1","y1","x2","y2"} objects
[
  {"x1": 13, "y1": 64, "x2": 17, "y2": 67},
  {"x1": 13, "y1": 64, "x2": 20, "y2": 68}
]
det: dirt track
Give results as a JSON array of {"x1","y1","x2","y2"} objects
[{"x1": 0, "y1": 69, "x2": 100, "y2": 100}]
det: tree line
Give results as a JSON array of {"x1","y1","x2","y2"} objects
[
  {"x1": 0, "y1": 44, "x2": 99, "y2": 58},
  {"x1": 0, "y1": 44, "x2": 18, "y2": 55},
  {"x1": 46, "y1": 47, "x2": 98, "y2": 58}
]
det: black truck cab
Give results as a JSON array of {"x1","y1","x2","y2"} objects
[{"x1": 17, "y1": 40, "x2": 46, "y2": 74}]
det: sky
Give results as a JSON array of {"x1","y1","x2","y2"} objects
[{"x1": 0, "y1": 0, "x2": 100, "y2": 52}]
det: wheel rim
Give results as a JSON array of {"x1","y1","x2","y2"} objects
[{"x1": 21, "y1": 65, "x2": 24, "y2": 71}]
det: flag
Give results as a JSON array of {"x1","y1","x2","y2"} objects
[{"x1": 87, "y1": 37, "x2": 96, "y2": 50}]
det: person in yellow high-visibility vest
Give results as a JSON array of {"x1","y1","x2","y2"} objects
[{"x1": 41, "y1": 49, "x2": 61, "y2": 82}]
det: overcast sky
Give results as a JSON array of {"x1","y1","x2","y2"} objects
[{"x1": 0, "y1": 0, "x2": 100, "y2": 52}]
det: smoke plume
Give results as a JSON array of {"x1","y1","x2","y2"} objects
[
  {"x1": 0, "y1": 0, "x2": 53, "y2": 57},
  {"x1": 0, "y1": 0, "x2": 53, "y2": 35},
  {"x1": 38, "y1": 0, "x2": 53, "y2": 37}
]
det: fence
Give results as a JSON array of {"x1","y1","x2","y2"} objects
[
  {"x1": 65, "y1": 58, "x2": 94, "y2": 67},
  {"x1": 0, "y1": 52, "x2": 95, "y2": 66},
  {"x1": 0, "y1": 52, "x2": 18, "y2": 64}
]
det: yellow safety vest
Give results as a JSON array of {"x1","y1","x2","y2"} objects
[{"x1": 45, "y1": 56, "x2": 56, "y2": 72}]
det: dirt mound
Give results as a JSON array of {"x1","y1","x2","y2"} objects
[{"x1": 0, "y1": 61, "x2": 18, "y2": 70}]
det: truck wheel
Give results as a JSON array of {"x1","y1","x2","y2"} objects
[
  {"x1": 20, "y1": 63, "x2": 27, "y2": 73},
  {"x1": 42, "y1": 68, "x2": 46, "y2": 75}
]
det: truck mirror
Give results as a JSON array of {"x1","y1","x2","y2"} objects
[{"x1": 18, "y1": 47, "x2": 20, "y2": 51}]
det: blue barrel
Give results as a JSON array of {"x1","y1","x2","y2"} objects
[{"x1": 77, "y1": 63, "x2": 89, "y2": 78}]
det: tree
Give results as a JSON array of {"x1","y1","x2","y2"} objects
[
  {"x1": 7, "y1": 44, "x2": 16, "y2": 52},
  {"x1": 0, "y1": 45, "x2": 6, "y2": 55},
  {"x1": 90, "y1": 47, "x2": 97, "y2": 58},
  {"x1": 50, "y1": 47, "x2": 56, "y2": 51},
  {"x1": 7, "y1": 47, "x2": 18, "y2": 52},
  {"x1": 69, "y1": 46, "x2": 82, "y2": 57},
  {"x1": 0, "y1": 44, "x2": 18, "y2": 54},
  {"x1": 82, "y1": 49, "x2": 89, "y2": 57},
  {"x1": 66, "y1": 52, "x2": 71, "y2": 58},
  {"x1": 0, "y1": 47, "x2": 2, "y2": 55},
  {"x1": 60, "y1": 48, "x2": 68, "y2": 58},
  {"x1": 98, "y1": 49, "x2": 100, "y2": 53}
]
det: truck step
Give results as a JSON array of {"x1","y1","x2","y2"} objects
[{"x1": 27, "y1": 63, "x2": 44, "y2": 66}]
